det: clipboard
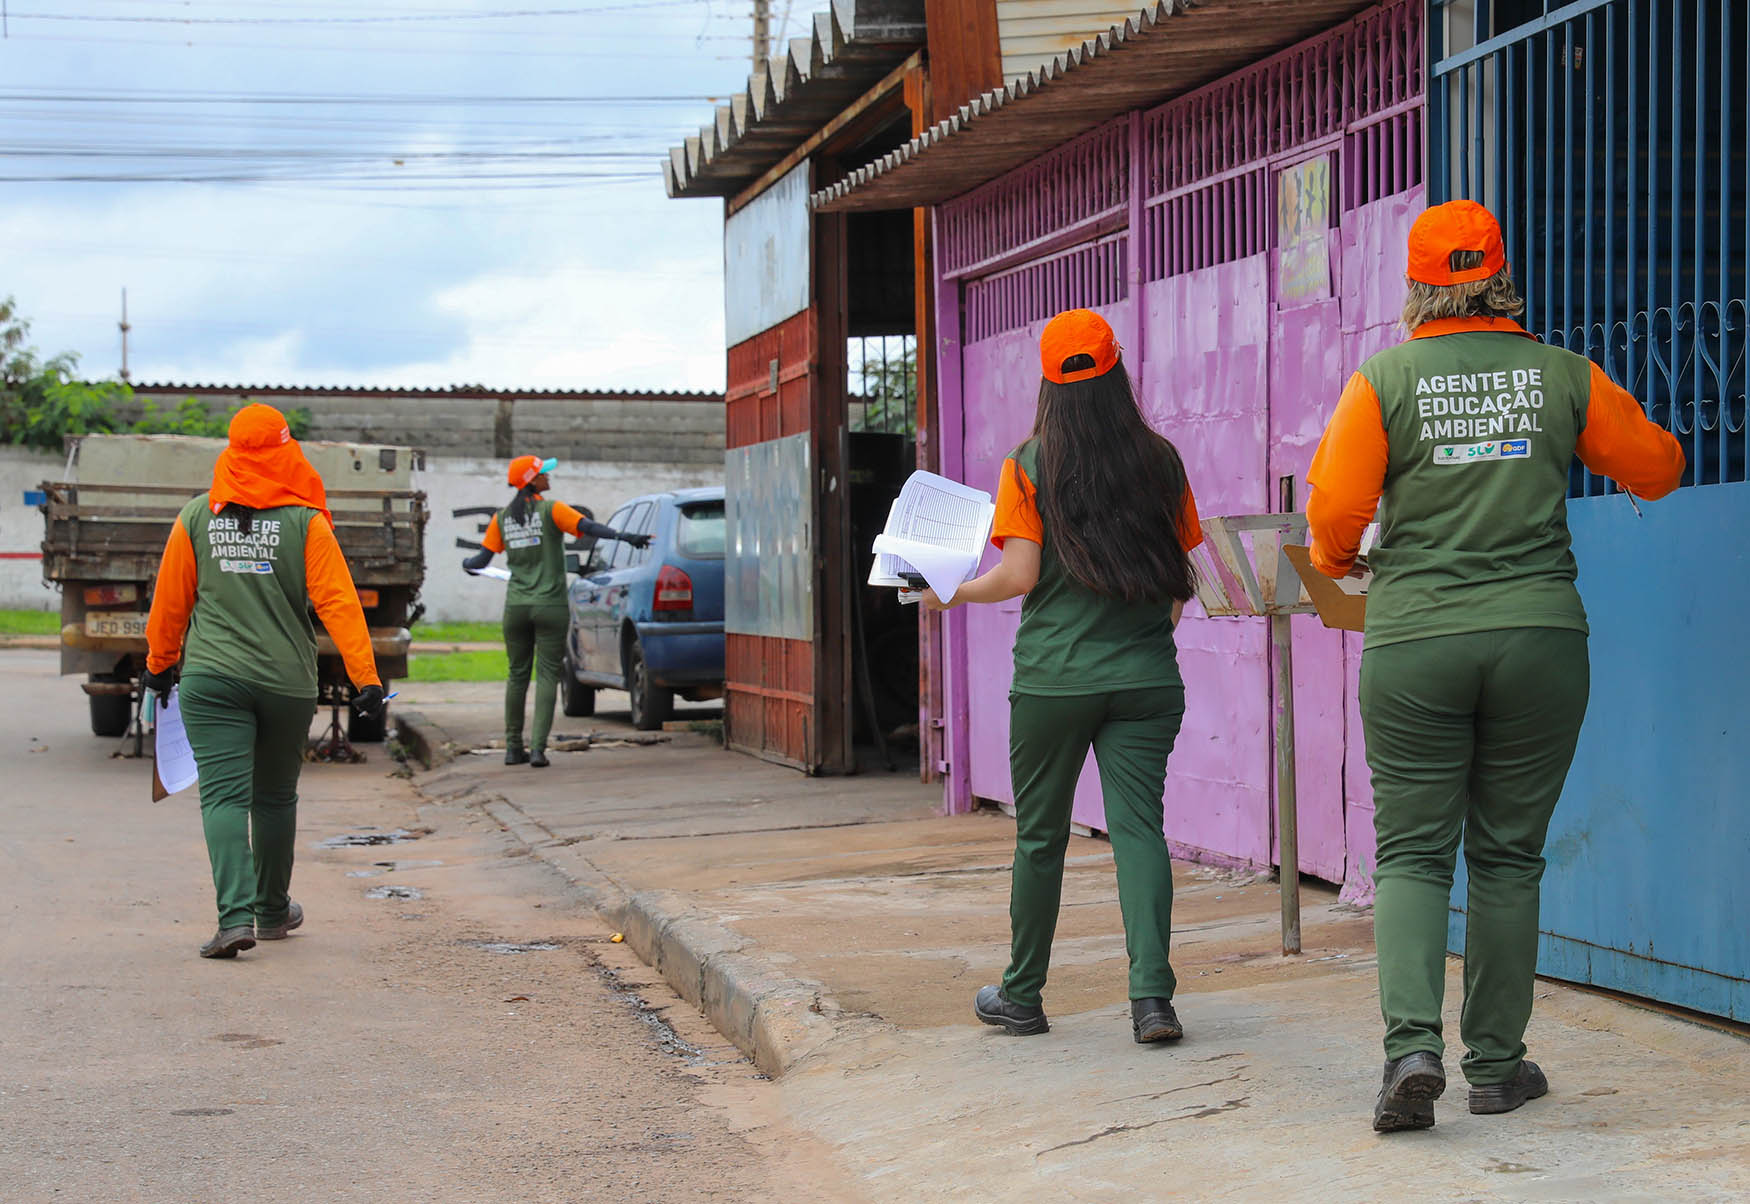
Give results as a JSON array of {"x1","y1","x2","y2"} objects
[{"x1": 1282, "y1": 544, "x2": 1368, "y2": 632}]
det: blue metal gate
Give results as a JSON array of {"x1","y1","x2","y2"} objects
[{"x1": 1429, "y1": 0, "x2": 1750, "y2": 1019}]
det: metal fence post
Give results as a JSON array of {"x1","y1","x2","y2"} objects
[{"x1": 1271, "y1": 611, "x2": 1302, "y2": 955}]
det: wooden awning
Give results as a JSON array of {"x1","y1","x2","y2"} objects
[
  {"x1": 811, "y1": 0, "x2": 1376, "y2": 212},
  {"x1": 664, "y1": 0, "x2": 925, "y2": 200}
]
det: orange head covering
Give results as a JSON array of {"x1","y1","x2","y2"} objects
[
  {"x1": 1040, "y1": 309, "x2": 1121, "y2": 384},
  {"x1": 507, "y1": 455, "x2": 558, "y2": 489},
  {"x1": 1406, "y1": 200, "x2": 1508, "y2": 286},
  {"x1": 208, "y1": 403, "x2": 330, "y2": 524}
]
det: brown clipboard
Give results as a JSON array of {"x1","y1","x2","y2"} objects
[{"x1": 1282, "y1": 544, "x2": 1368, "y2": 632}]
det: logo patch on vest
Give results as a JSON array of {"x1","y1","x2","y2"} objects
[
  {"x1": 1432, "y1": 438, "x2": 1533, "y2": 465},
  {"x1": 220, "y1": 559, "x2": 276, "y2": 574}
]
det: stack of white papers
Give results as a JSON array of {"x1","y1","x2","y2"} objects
[{"x1": 868, "y1": 471, "x2": 996, "y2": 604}]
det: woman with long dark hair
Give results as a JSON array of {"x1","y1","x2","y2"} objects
[{"x1": 921, "y1": 308, "x2": 1203, "y2": 1044}]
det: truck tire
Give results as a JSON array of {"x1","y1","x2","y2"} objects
[
  {"x1": 348, "y1": 703, "x2": 388, "y2": 744},
  {"x1": 626, "y1": 638, "x2": 673, "y2": 731},
  {"x1": 88, "y1": 673, "x2": 133, "y2": 738},
  {"x1": 561, "y1": 653, "x2": 596, "y2": 717}
]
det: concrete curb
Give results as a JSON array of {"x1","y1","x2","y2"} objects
[
  {"x1": 435, "y1": 772, "x2": 877, "y2": 1077},
  {"x1": 393, "y1": 709, "x2": 460, "y2": 770}
]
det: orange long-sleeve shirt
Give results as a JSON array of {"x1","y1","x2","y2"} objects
[
  {"x1": 147, "y1": 506, "x2": 379, "y2": 689},
  {"x1": 1307, "y1": 316, "x2": 1687, "y2": 578}
]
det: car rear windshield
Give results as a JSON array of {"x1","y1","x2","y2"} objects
[{"x1": 676, "y1": 500, "x2": 725, "y2": 559}]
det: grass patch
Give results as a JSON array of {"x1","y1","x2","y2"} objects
[
  {"x1": 411, "y1": 619, "x2": 502, "y2": 643},
  {"x1": 407, "y1": 649, "x2": 508, "y2": 682},
  {"x1": 0, "y1": 609, "x2": 58, "y2": 635}
]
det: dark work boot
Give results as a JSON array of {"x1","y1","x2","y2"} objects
[
  {"x1": 255, "y1": 900, "x2": 304, "y2": 941},
  {"x1": 1469, "y1": 1059, "x2": 1549, "y2": 1115},
  {"x1": 974, "y1": 985, "x2": 1049, "y2": 1036},
  {"x1": 1131, "y1": 997, "x2": 1183, "y2": 1043},
  {"x1": 504, "y1": 744, "x2": 529, "y2": 766},
  {"x1": 199, "y1": 926, "x2": 256, "y2": 960},
  {"x1": 529, "y1": 749, "x2": 550, "y2": 768},
  {"x1": 1372, "y1": 1051, "x2": 1446, "y2": 1132}
]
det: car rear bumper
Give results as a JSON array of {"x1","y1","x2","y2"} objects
[{"x1": 635, "y1": 621, "x2": 724, "y2": 687}]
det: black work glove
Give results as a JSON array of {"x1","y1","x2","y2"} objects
[
  {"x1": 462, "y1": 548, "x2": 493, "y2": 574},
  {"x1": 624, "y1": 532, "x2": 652, "y2": 549},
  {"x1": 140, "y1": 665, "x2": 175, "y2": 710},
  {"x1": 352, "y1": 684, "x2": 386, "y2": 719}
]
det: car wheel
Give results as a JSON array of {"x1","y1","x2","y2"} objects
[
  {"x1": 626, "y1": 638, "x2": 673, "y2": 731},
  {"x1": 88, "y1": 672, "x2": 132, "y2": 737},
  {"x1": 561, "y1": 652, "x2": 596, "y2": 717}
]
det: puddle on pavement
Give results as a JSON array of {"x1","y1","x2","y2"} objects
[
  {"x1": 373, "y1": 859, "x2": 445, "y2": 871},
  {"x1": 365, "y1": 885, "x2": 423, "y2": 900},
  {"x1": 345, "y1": 869, "x2": 383, "y2": 878},
  {"x1": 171, "y1": 1108, "x2": 234, "y2": 1117},
  {"x1": 466, "y1": 940, "x2": 560, "y2": 954},
  {"x1": 318, "y1": 828, "x2": 423, "y2": 849}
]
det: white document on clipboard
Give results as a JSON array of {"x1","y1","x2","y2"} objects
[
  {"x1": 155, "y1": 687, "x2": 201, "y2": 796},
  {"x1": 868, "y1": 471, "x2": 996, "y2": 604}
]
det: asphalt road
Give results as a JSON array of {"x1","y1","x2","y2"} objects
[{"x1": 0, "y1": 650, "x2": 859, "y2": 1203}]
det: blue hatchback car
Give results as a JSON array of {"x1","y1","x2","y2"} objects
[{"x1": 562, "y1": 486, "x2": 725, "y2": 729}]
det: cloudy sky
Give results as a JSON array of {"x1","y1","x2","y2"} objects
[{"x1": 0, "y1": 1, "x2": 817, "y2": 392}]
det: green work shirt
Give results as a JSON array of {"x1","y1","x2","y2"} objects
[
  {"x1": 496, "y1": 498, "x2": 570, "y2": 608},
  {"x1": 1005, "y1": 439, "x2": 1186, "y2": 697},
  {"x1": 1359, "y1": 329, "x2": 1592, "y2": 649},
  {"x1": 179, "y1": 495, "x2": 321, "y2": 697}
]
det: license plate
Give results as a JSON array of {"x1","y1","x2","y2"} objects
[{"x1": 87, "y1": 613, "x2": 148, "y2": 639}]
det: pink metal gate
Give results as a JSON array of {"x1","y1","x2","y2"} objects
[{"x1": 935, "y1": 0, "x2": 1424, "y2": 895}]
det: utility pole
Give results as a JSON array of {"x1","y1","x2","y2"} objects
[
  {"x1": 118, "y1": 288, "x2": 131, "y2": 383},
  {"x1": 752, "y1": 0, "x2": 771, "y2": 70}
]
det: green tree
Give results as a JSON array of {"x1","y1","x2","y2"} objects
[{"x1": 0, "y1": 296, "x2": 310, "y2": 447}]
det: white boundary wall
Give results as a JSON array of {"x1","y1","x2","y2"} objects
[{"x1": 0, "y1": 445, "x2": 719, "y2": 621}]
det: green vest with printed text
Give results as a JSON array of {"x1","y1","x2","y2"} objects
[
  {"x1": 498, "y1": 497, "x2": 569, "y2": 607},
  {"x1": 1358, "y1": 330, "x2": 1593, "y2": 649},
  {"x1": 178, "y1": 495, "x2": 320, "y2": 697},
  {"x1": 1008, "y1": 439, "x2": 1184, "y2": 696}
]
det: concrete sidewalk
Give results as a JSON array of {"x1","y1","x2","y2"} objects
[{"x1": 397, "y1": 683, "x2": 1750, "y2": 1201}]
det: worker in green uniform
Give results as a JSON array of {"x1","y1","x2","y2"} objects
[
  {"x1": 143, "y1": 403, "x2": 385, "y2": 960},
  {"x1": 463, "y1": 455, "x2": 649, "y2": 767},
  {"x1": 922, "y1": 309, "x2": 1204, "y2": 1045},
  {"x1": 1307, "y1": 201, "x2": 1686, "y2": 1131}
]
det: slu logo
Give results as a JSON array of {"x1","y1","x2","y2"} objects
[{"x1": 1432, "y1": 438, "x2": 1536, "y2": 465}]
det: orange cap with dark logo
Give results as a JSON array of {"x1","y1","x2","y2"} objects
[
  {"x1": 1040, "y1": 309, "x2": 1121, "y2": 384},
  {"x1": 1406, "y1": 200, "x2": 1508, "y2": 285}
]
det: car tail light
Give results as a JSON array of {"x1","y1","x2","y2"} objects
[
  {"x1": 653, "y1": 565, "x2": 693, "y2": 612},
  {"x1": 84, "y1": 583, "x2": 139, "y2": 607}
]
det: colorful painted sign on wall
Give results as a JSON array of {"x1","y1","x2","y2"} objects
[{"x1": 1277, "y1": 156, "x2": 1333, "y2": 303}]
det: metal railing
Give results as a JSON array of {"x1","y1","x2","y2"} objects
[
  {"x1": 848, "y1": 334, "x2": 917, "y2": 436},
  {"x1": 1431, "y1": 0, "x2": 1749, "y2": 491}
]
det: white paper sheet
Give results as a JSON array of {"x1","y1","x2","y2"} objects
[
  {"x1": 867, "y1": 471, "x2": 995, "y2": 603},
  {"x1": 155, "y1": 687, "x2": 200, "y2": 796},
  {"x1": 468, "y1": 565, "x2": 512, "y2": 581}
]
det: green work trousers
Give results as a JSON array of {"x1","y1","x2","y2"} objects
[
  {"x1": 503, "y1": 602, "x2": 569, "y2": 752},
  {"x1": 1362, "y1": 627, "x2": 1589, "y2": 1085},
  {"x1": 178, "y1": 673, "x2": 317, "y2": 931},
  {"x1": 1003, "y1": 685, "x2": 1186, "y2": 1009}
]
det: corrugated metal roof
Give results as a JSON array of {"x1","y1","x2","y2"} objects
[
  {"x1": 811, "y1": 0, "x2": 1377, "y2": 212},
  {"x1": 664, "y1": 0, "x2": 926, "y2": 200},
  {"x1": 130, "y1": 383, "x2": 723, "y2": 403}
]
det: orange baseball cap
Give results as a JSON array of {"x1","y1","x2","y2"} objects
[
  {"x1": 1406, "y1": 200, "x2": 1508, "y2": 285},
  {"x1": 1040, "y1": 309, "x2": 1121, "y2": 384},
  {"x1": 508, "y1": 454, "x2": 558, "y2": 488}
]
